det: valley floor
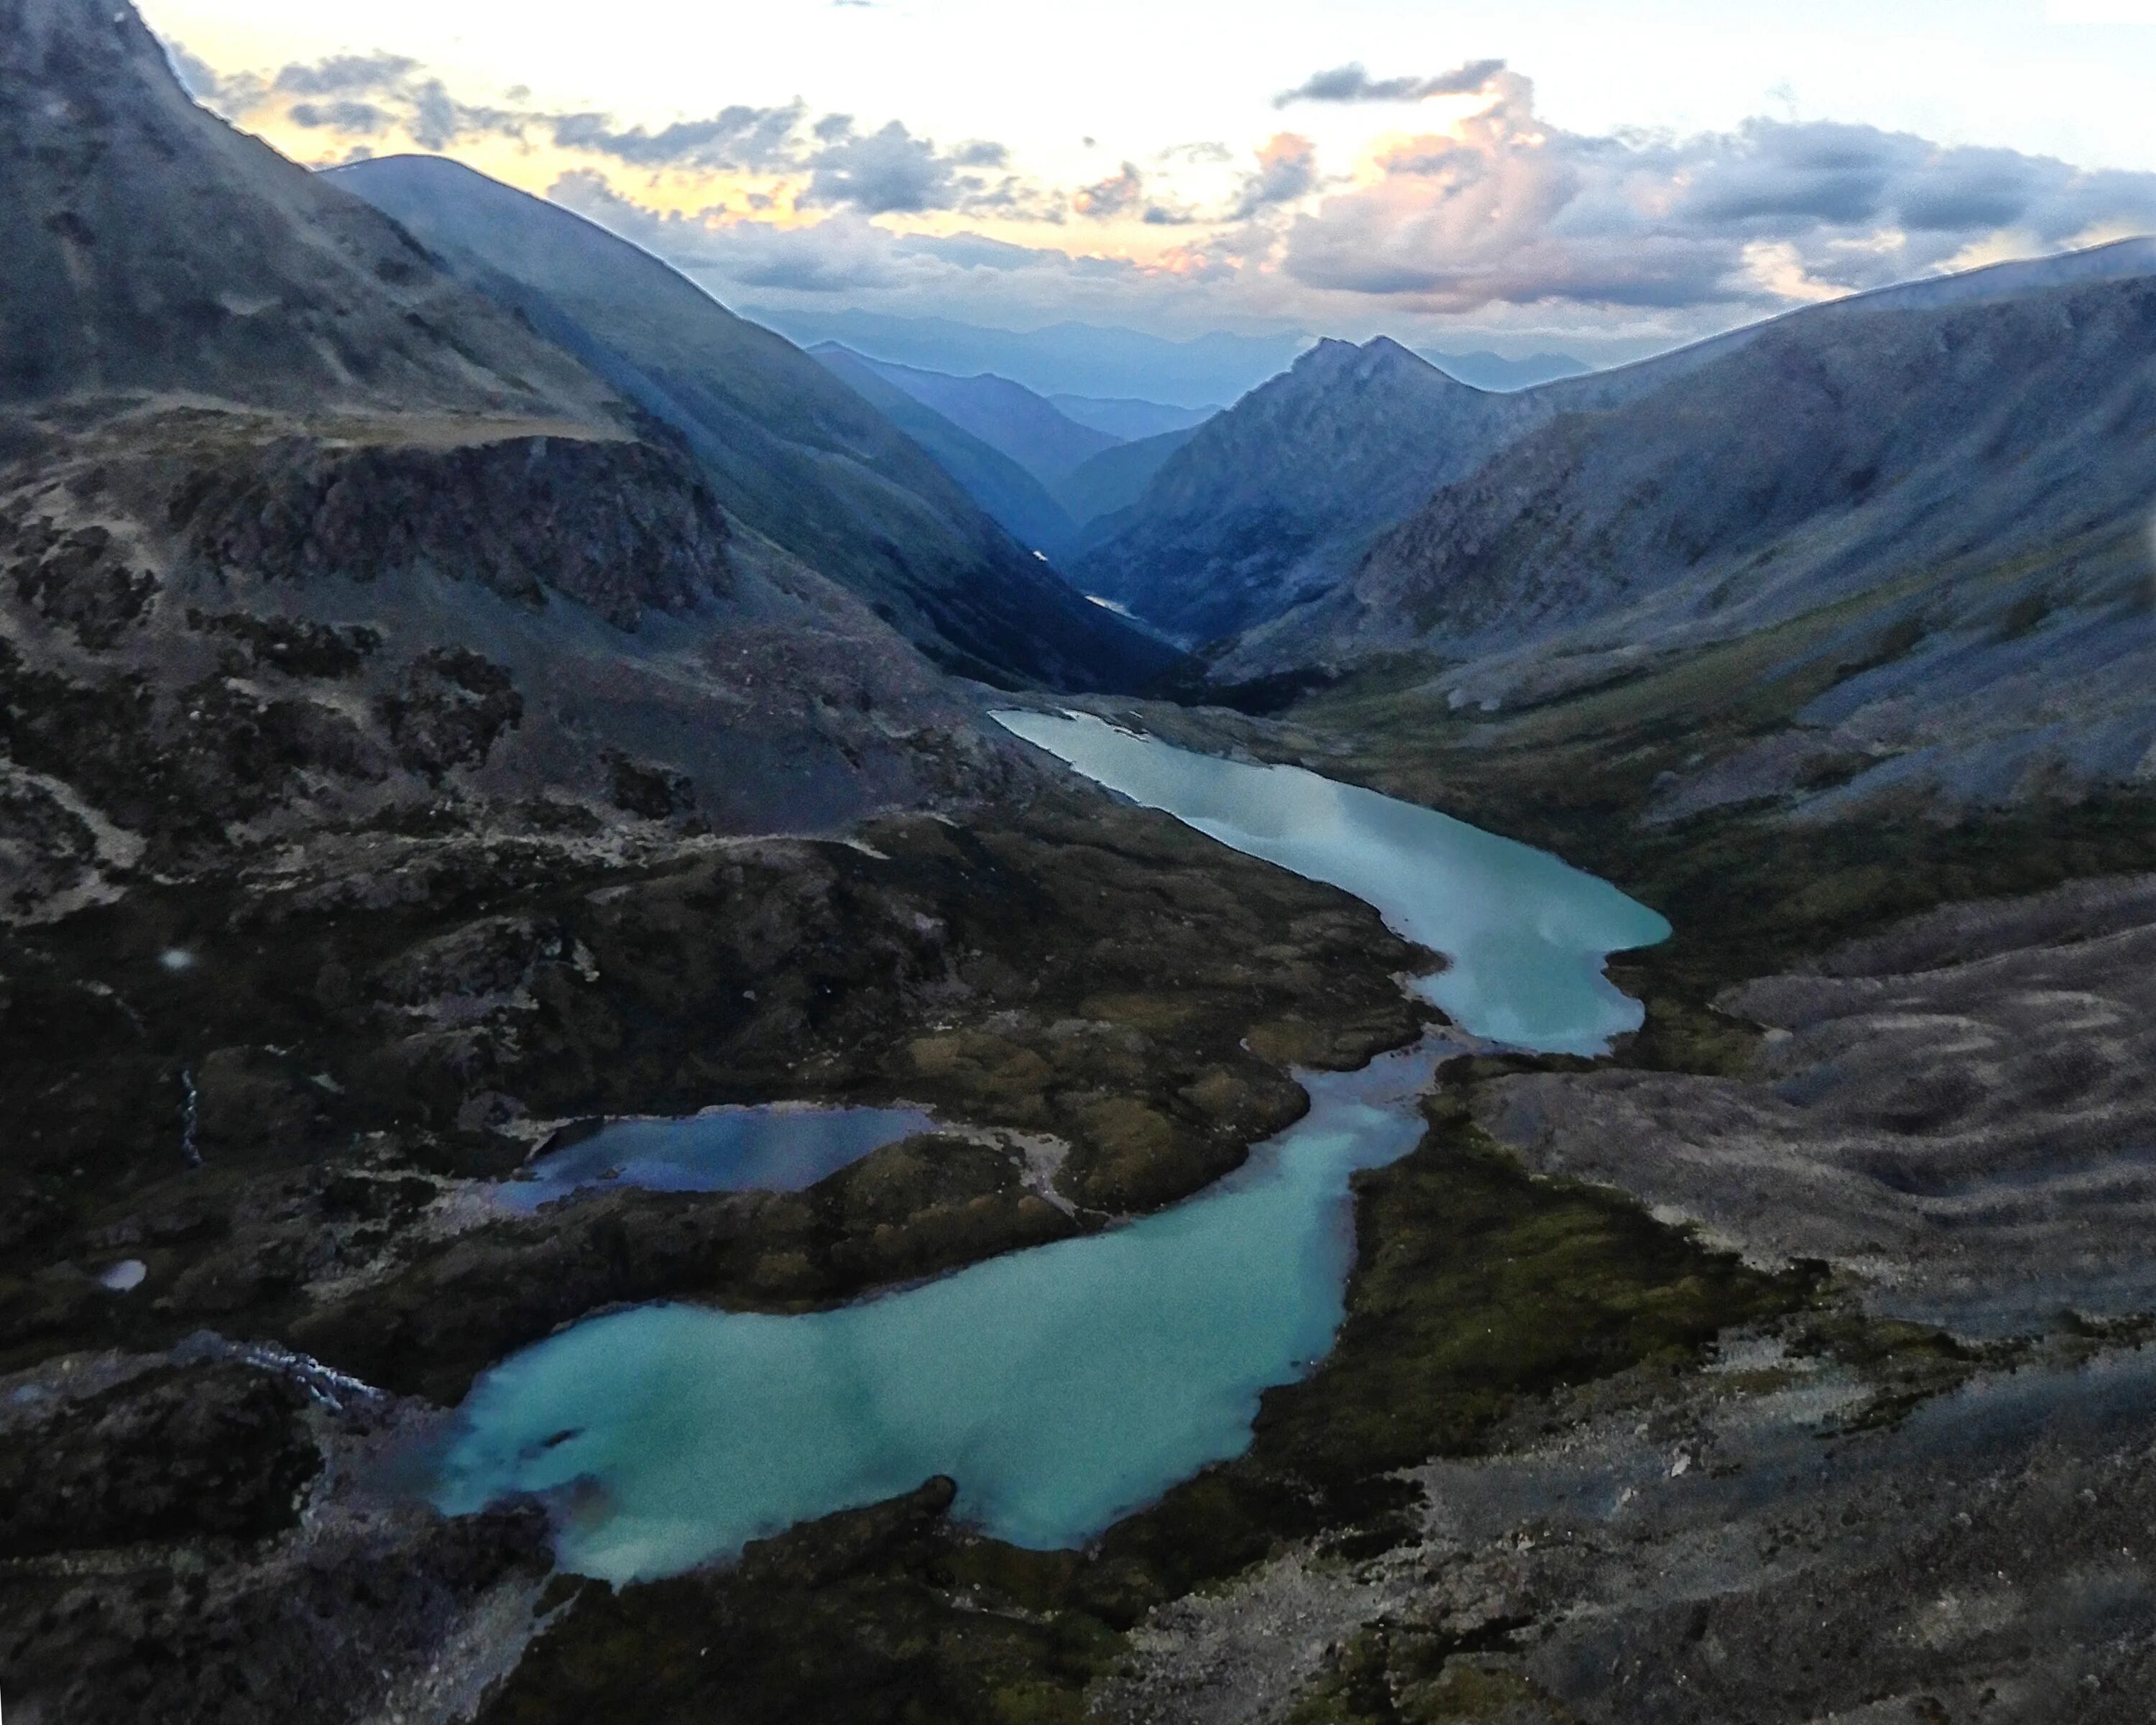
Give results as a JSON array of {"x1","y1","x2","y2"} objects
[{"x1": 9, "y1": 635, "x2": 2156, "y2": 1723}]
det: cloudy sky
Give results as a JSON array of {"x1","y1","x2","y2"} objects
[{"x1": 145, "y1": 0, "x2": 2156, "y2": 362}]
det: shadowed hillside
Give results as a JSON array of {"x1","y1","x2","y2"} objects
[
  {"x1": 808, "y1": 342, "x2": 1082, "y2": 561},
  {"x1": 333, "y1": 155, "x2": 1179, "y2": 692}
]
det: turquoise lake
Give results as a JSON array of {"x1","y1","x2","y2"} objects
[
  {"x1": 992, "y1": 711, "x2": 1671, "y2": 1056},
  {"x1": 430, "y1": 718, "x2": 1670, "y2": 1581},
  {"x1": 494, "y1": 1103, "x2": 939, "y2": 1213}
]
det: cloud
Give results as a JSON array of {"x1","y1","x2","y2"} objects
[
  {"x1": 1281, "y1": 68, "x2": 2156, "y2": 313},
  {"x1": 188, "y1": 44, "x2": 1037, "y2": 217},
  {"x1": 1275, "y1": 59, "x2": 1506, "y2": 107},
  {"x1": 802, "y1": 119, "x2": 1013, "y2": 213},
  {"x1": 1230, "y1": 133, "x2": 1319, "y2": 219},
  {"x1": 288, "y1": 99, "x2": 394, "y2": 134},
  {"x1": 550, "y1": 169, "x2": 898, "y2": 290},
  {"x1": 1074, "y1": 162, "x2": 1145, "y2": 218},
  {"x1": 1158, "y1": 141, "x2": 1234, "y2": 165},
  {"x1": 546, "y1": 170, "x2": 1176, "y2": 326},
  {"x1": 272, "y1": 52, "x2": 420, "y2": 96},
  {"x1": 549, "y1": 104, "x2": 807, "y2": 171},
  {"x1": 173, "y1": 35, "x2": 2156, "y2": 345},
  {"x1": 895, "y1": 229, "x2": 1056, "y2": 270}
]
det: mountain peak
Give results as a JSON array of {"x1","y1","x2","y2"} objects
[
  {"x1": 1287, "y1": 335, "x2": 1452, "y2": 392},
  {"x1": 1, "y1": 1, "x2": 613, "y2": 419},
  {"x1": 1360, "y1": 335, "x2": 1422, "y2": 363}
]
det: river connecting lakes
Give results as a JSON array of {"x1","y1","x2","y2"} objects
[{"x1": 429, "y1": 712, "x2": 1670, "y2": 1581}]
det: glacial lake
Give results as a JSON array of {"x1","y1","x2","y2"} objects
[
  {"x1": 992, "y1": 711, "x2": 1671, "y2": 1056},
  {"x1": 494, "y1": 1103, "x2": 939, "y2": 1213},
  {"x1": 430, "y1": 718, "x2": 1669, "y2": 1581}
]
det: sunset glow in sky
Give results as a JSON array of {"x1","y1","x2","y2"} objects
[{"x1": 142, "y1": 0, "x2": 2156, "y2": 358}]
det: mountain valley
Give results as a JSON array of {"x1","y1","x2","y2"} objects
[{"x1": 6, "y1": 1, "x2": 2156, "y2": 1720}]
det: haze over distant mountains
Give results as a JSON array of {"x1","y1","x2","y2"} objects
[
  {"x1": 1047, "y1": 395, "x2": 1215, "y2": 441},
  {"x1": 805, "y1": 344, "x2": 1215, "y2": 561},
  {"x1": 816, "y1": 349, "x2": 1122, "y2": 491},
  {"x1": 742, "y1": 308, "x2": 1302, "y2": 410},
  {"x1": 749, "y1": 304, "x2": 1598, "y2": 410}
]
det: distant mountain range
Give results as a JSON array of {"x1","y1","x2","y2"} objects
[
  {"x1": 744, "y1": 304, "x2": 1600, "y2": 414},
  {"x1": 1416, "y1": 349, "x2": 1593, "y2": 391},
  {"x1": 1071, "y1": 236, "x2": 2156, "y2": 658},
  {"x1": 806, "y1": 342, "x2": 1082, "y2": 561},
  {"x1": 816, "y1": 348, "x2": 1123, "y2": 490},
  {"x1": 1073, "y1": 338, "x2": 1554, "y2": 644},
  {"x1": 1209, "y1": 236, "x2": 2156, "y2": 817},
  {"x1": 1049, "y1": 395, "x2": 1218, "y2": 440},
  {"x1": 1253, "y1": 244, "x2": 2156, "y2": 676},
  {"x1": 1056, "y1": 428, "x2": 1207, "y2": 552},
  {"x1": 803, "y1": 345, "x2": 1217, "y2": 558},
  {"x1": 743, "y1": 308, "x2": 1311, "y2": 408}
]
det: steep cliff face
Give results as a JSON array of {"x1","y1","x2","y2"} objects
[
  {"x1": 169, "y1": 428, "x2": 732, "y2": 631},
  {"x1": 1, "y1": 408, "x2": 996, "y2": 901}
]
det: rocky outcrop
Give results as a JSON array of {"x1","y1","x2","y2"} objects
[
  {"x1": 0, "y1": 1361, "x2": 317, "y2": 1557},
  {"x1": 1481, "y1": 873, "x2": 2156, "y2": 1331},
  {"x1": 170, "y1": 431, "x2": 732, "y2": 630},
  {"x1": 0, "y1": 1351, "x2": 554, "y2": 1725}
]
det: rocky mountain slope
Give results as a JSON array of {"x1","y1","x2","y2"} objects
[
  {"x1": 1, "y1": 1, "x2": 614, "y2": 423},
  {"x1": 332, "y1": 156, "x2": 1174, "y2": 691},
  {"x1": 1055, "y1": 425, "x2": 1204, "y2": 545},
  {"x1": 1074, "y1": 337, "x2": 1551, "y2": 643},
  {"x1": 0, "y1": 0, "x2": 1051, "y2": 928},
  {"x1": 1235, "y1": 262, "x2": 2156, "y2": 814},
  {"x1": 808, "y1": 341, "x2": 1082, "y2": 560},
  {"x1": 1081, "y1": 239, "x2": 2156, "y2": 658}
]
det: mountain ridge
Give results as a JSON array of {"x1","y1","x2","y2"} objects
[
  {"x1": 819, "y1": 347, "x2": 1123, "y2": 489},
  {"x1": 808, "y1": 341, "x2": 1082, "y2": 560},
  {"x1": 1079, "y1": 236, "x2": 2156, "y2": 655},
  {"x1": 1072, "y1": 336, "x2": 1538, "y2": 643},
  {"x1": 1, "y1": 0, "x2": 616, "y2": 425},
  {"x1": 331, "y1": 155, "x2": 1178, "y2": 692}
]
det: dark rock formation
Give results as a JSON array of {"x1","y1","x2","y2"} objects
[
  {"x1": 170, "y1": 432, "x2": 732, "y2": 630},
  {"x1": 0, "y1": 1361, "x2": 318, "y2": 1557}
]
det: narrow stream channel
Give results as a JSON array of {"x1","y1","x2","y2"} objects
[{"x1": 428, "y1": 715, "x2": 1670, "y2": 1582}]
